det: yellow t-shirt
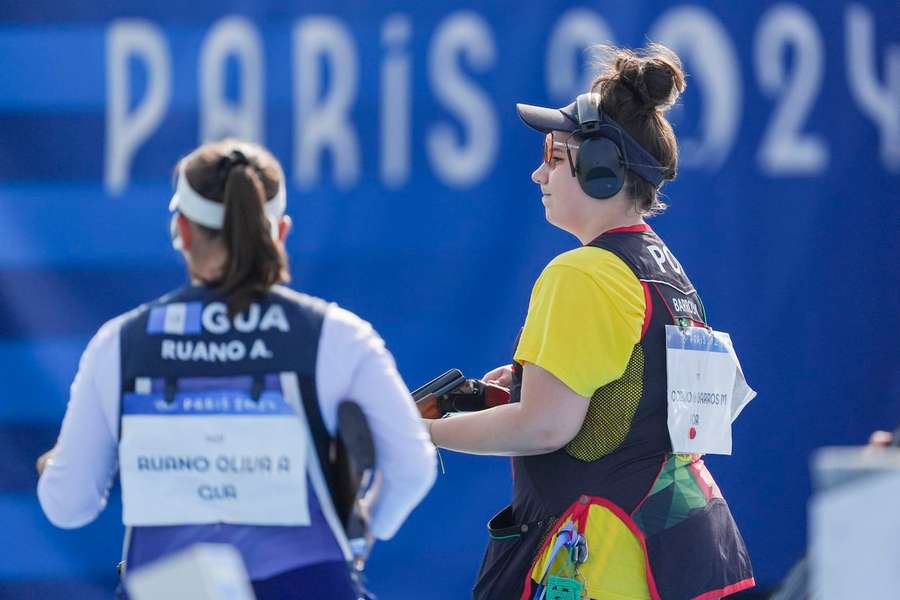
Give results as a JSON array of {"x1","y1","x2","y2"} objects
[{"x1": 514, "y1": 246, "x2": 646, "y2": 397}]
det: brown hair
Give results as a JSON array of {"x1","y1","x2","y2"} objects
[
  {"x1": 590, "y1": 43, "x2": 686, "y2": 215},
  {"x1": 178, "y1": 139, "x2": 289, "y2": 315}
]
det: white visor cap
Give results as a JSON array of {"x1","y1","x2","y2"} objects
[{"x1": 168, "y1": 166, "x2": 287, "y2": 237}]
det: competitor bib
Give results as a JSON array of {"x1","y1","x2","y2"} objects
[
  {"x1": 665, "y1": 326, "x2": 756, "y2": 455},
  {"x1": 119, "y1": 376, "x2": 310, "y2": 527}
]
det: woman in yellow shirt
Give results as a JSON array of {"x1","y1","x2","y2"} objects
[{"x1": 425, "y1": 44, "x2": 754, "y2": 600}]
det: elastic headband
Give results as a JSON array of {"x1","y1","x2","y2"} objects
[{"x1": 168, "y1": 166, "x2": 287, "y2": 230}]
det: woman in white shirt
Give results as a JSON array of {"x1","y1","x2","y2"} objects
[{"x1": 37, "y1": 138, "x2": 436, "y2": 599}]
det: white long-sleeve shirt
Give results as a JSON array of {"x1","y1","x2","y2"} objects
[{"x1": 37, "y1": 302, "x2": 436, "y2": 541}]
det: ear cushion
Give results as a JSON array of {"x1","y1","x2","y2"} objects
[{"x1": 576, "y1": 138, "x2": 625, "y2": 199}]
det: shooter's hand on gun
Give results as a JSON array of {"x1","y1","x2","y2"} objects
[
  {"x1": 412, "y1": 368, "x2": 511, "y2": 419},
  {"x1": 481, "y1": 364, "x2": 514, "y2": 388}
]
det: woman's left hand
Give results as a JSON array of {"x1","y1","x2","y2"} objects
[{"x1": 482, "y1": 364, "x2": 514, "y2": 388}]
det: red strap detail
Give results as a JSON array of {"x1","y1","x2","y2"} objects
[
  {"x1": 691, "y1": 577, "x2": 756, "y2": 600},
  {"x1": 606, "y1": 224, "x2": 651, "y2": 234}
]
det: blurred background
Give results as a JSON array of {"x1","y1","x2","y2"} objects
[{"x1": 0, "y1": 0, "x2": 898, "y2": 598}]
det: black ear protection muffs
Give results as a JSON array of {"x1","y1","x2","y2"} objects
[
  {"x1": 570, "y1": 136, "x2": 627, "y2": 199},
  {"x1": 567, "y1": 93, "x2": 626, "y2": 200},
  {"x1": 565, "y1": 92, "x2": 667, "y2": 200}
]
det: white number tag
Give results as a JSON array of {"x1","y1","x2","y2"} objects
[
  {"x1": 119, "y1": 388, "x2": 310, "y2": 527},
  {"x1": 665, "y1": 325, "x2": 756, "y2": 455}
]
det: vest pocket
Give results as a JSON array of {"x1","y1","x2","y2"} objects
[{"x1": 473, "y1": 505, "x2": 555, "y2": 600}]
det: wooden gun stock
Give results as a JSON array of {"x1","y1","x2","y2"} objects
[
  {"x1": 412, "y1": 369, "x2": 465, "y2": 419},
  {"x1": 415, "y1": 394, "x2": 444, "y2": 419}
]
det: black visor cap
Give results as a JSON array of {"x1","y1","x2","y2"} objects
[{"x1": 515, "y1": 100, "x2": 666, "y2": 187}]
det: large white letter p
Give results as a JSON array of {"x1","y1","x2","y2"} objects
[{"x1": 105, "y1": 19, "x2": 171, "y2": 196}]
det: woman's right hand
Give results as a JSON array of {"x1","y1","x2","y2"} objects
[
  {"x1": 36, "y1": 447, "x2": 55, "y2": 475},
  {"x1": 482, "y1": 364, "x2": 514, "y2": 388}
]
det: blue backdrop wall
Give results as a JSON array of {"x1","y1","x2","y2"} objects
[{"x1": 1, "y1": 1, "x2": 898, "y2": 597}]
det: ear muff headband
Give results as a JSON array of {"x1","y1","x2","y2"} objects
[{"x1": 575, "y1": 93, "x2": 602, "y2": 133}]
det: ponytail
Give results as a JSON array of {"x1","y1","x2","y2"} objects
[
  {"x1": 217, "y1": 151, "x2": 287, "y2": 315},
  {"x1": 178, "y1": 142, "x2": 290, "y2": 314}
]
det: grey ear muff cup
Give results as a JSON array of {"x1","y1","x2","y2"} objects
[{"x1": 576, "y1": 137, "x2": 626, "y2": 199}]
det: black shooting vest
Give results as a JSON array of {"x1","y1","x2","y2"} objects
[
  {"x1": 117, "y1": 284, "x2": 342, "y2": 575},
  {"x1": 510, "y1": 227, "x2": 704, "y2": 520},
  {"x1": 474, "y1": 227, "x2": 753, "y2": 600}
]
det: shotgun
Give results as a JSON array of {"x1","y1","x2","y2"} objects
[{"x1": 412, "y1": 369, "x2": 511, "y2": 419}]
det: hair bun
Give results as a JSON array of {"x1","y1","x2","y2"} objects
[
  {"x1": 612, "y1": 43, "x2": 685, "y2": 112},
  {"x1": 588, "y1": 43, "x2": 685, "y2": 215}
]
